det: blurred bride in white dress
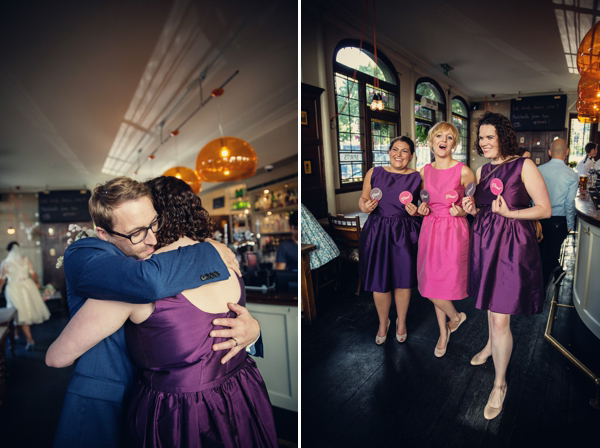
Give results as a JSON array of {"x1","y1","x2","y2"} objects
[{"x1": 0, "y1": 242, "x2": 50, "y2": 349}]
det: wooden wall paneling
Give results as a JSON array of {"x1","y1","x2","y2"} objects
[{"x1": 301, "y1": 83, "x2": 328, "y2": 219}]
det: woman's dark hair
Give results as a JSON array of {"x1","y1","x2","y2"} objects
[
  {"x1": 6, "y1": 241, "x2": 19, "y2": 251},
  {"x1": 144, "y1": 176, "x2": 214, "y2": 248},
  {"x1": 475, "y1": 112, "x2": 519, "y2": 158},
  {"x1": 388, "y1": 136, "x2": 415, "y2": 154}
]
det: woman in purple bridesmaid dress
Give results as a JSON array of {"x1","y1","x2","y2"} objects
[
  {"x1": 46, "y1": 176, "x2": 277, "y2": 447},
  {"x1": 463, "y1": 112, "x2": 551, "y2": 420},
  {"x1": 358, "y1": 136, "x2": 421, "y2": 345}
]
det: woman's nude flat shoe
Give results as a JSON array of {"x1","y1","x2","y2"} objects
[
  {"x1": 470, "y1": 352, "x2": 490, "y2": 366},
  {"x1": 449, "y1": 312, "x2": 467, "y2": 333},
  {"x1": 434, "y1": 325, "x2": 450, "y2": 357},
  {"x1": 484, "y1": 385, "x2": 507, "y2": 420}
]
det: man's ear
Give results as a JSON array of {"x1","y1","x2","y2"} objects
[
  {"x1": 548, "y1": 150, "x2": 551, "y2": 157},
  {"x1": 566, "y1": 148, "x2": 570, "y2": 156},
  {"x1": 96, "y1": 227, "x2": 110, "y2": 242}
]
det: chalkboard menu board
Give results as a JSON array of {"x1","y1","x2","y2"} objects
[
  {"x1": 38, "y1": 190, "x2": 92, "y2": 223},
  {"x1": 510, "y1": 95, "x2": 567, "y2": 131},
  {"x1": 213, "y1": 196, "x2": 225, "y2": 209}
]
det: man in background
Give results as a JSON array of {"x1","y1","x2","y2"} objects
[
  {"x1": 275, "y1": 211, "x2": 298, "y2": 271},
  {"x1": 576, "y1": 142, "x2": 598, "y2": 176},
  {"x1": 538, "y1": 139, "x2": 578, "y2": 284}
]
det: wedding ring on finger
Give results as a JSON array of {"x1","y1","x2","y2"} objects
[{"x1": 232, "y1": 338, "x2": 238, "y2": 347}]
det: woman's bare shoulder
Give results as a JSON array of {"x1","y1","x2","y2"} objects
[{"x1": 153, "y1": 236, "x2": 199, "y2": 255}]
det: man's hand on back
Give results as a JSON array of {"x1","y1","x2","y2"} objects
[
  {"x1": 205, "y1": 239, "x2": 241, "y2": 277},
  {"x1": 211, "y1": 302, "x2": 260, "y2": 364}
]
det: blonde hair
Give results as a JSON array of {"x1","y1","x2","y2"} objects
[
  {"x1": 427, "y1": 121, "x2": 459, "y2": 148},
  {"x1": 89, "y1": 177, "x2": 152, "y2": 230}
]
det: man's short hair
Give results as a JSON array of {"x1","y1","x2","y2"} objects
[
  {"x1": 89, "y1": 177, "x2": 152, "y2": 230},
  {"x1": 585, "y1": 142, "x2": 597, "y2": 154}
]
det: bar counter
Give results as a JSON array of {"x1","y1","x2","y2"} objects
[
  {"x1": 574, "y1": 190, "x2": 600, "y2": 339},
  {"x1": 246, "y1": 289, "x2": 297, "y2": 306},
  {"x1": 244, "y1": 284, "x2": 298, "y2": 412}
]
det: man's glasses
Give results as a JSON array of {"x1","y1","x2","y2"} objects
[{"x1": 105, "y1": 215, "x2": 162, "y2": 244}]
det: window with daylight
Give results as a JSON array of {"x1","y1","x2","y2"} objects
[
  {"x1": 333, "y1": 39, "x2": 400, "y2": 190},
  {"x1": 415, "y1": 78, "x2": 446, "y2": 171},
  {"x1": 451, "y1": 96, "x2": 469, "y2": 166},
  {"x1": 568, "y1": 114, "x2": 592, "y2": 165}
]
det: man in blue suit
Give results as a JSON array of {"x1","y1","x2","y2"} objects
[{"x1": 50, "y1": 177, "x2": 261, "y2": 448}]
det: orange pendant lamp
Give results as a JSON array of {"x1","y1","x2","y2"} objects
[
  {"x1": 196, "y1": 136, "x2": 257, "y2": 182},
  {"x1": 578, "y1": 115, "x2": 600, "y2": 123},
  {"x1": 578, "y1": 21, "x2": 600, "y2": 77},
  {"x1": 577, "y1": 77, "x2": 600, "y2": 104},
  {"x1": 162, "y1": 166, "x2": 202, "y2": 194}
]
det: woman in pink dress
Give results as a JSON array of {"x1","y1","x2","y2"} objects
[{"x1": 417, "y1": 122, "x2": 474, "y2": 357}]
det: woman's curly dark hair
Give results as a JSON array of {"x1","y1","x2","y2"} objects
[
  {"x1": 475, "y1": 112, "x2": 519, "y2": 158},
  {"x1": 145, "y1": 176, "x2": 214, "y2": 248}
]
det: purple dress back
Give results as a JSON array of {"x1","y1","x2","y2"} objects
[
  {"x1": 125, "y1": 277, "x2": 277, "y2": 447},
  {"x1": 471, "y1": 158, "x2": 544, "y2": 315}
]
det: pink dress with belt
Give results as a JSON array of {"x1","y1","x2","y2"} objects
[{"x1": 417, "y1": 162, "x2": 469, "y2": 300}]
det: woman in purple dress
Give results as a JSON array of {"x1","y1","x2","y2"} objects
[
  {"x1": 463, "y1": 112, "x2": 551, "y2": 420},
  {"x1": 46, "y1": 177, "x2": 277, "y2": 447},
  {"x1": 359, "y1": 136, "x2": 421, "y2": 345}
]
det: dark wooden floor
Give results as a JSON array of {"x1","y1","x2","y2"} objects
[{"x1": 302, "y1": 235, "x2": 600, "y2": 448}]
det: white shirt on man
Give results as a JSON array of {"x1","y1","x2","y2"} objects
[{"x1": 576, "y1": 156, "x2": 598, "y2": 176}]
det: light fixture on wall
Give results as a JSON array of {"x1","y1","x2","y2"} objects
[{"x1": 370, "y1": 93, "x2": 383, "y2": 111}]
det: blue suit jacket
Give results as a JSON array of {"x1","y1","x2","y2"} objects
[{"x1": 53, "y1": 238, "x2": 254, "y2": 448}]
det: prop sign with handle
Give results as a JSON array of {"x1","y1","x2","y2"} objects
[
  {"x1": 399, "y1": 191, "x2": 413, "y2": 205},
  {"x1": 420, "y1": 190, "x2": 430, "y2": 203},
  {"x1": 490, "y1": 178, "x2": 504, "y2": 196},
  {"x1": 444, "y1": 189, "x2": 459, "y2": 204},
  {"x1": 370, "y1": 187, "x2": 383, "y2": 200},
  {"x1": 465, "y1": 182, "x2": 476, "y2": 197}
]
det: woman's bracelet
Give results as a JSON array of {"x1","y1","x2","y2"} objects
[{"x1": 512, "y1": 209, "x2": 519, "y2": 221}]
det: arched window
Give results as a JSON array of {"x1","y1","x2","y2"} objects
[
  {"x1": 451, "y1": 96, "x2": 469, "y2": 166},
  {"x1": 333, "y1": 39, "x2": 400, "y2": 190},
  {"x1": 414, "y1": 78, "x2": 446, "y2": 170}
]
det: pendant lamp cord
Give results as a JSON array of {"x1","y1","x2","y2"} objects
[{"x1": 330, "y1": 0, "x2": 372, "y2": 124}]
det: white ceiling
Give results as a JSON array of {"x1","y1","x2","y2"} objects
[
  {"x1": 306, "y1": 0, "x2": 594, "y2": 99},
  {"x1": 0, "y1": 0, "x2": 297, "y2": 193}
]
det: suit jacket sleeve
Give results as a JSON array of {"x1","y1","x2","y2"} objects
[{"x1": 64, "y1": 238, "x2": 229, "y2": 303}]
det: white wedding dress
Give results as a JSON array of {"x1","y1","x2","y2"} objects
[{"x1": 1, "y1": 248, "x2": 50, "y2": 325}]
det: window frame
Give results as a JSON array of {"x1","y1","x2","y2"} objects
[
  {"x1": 451, "y1": 95, "x2": 470, "y2": 167},
  {"x1": 414, "y1": 77, "x2": 446, "y2": 170},
  {"x1": 333, "y1": 39, "x2": 400, "y2": 193}
]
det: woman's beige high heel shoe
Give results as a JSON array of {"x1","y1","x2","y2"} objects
[
  {"x1": 395, "y1": 318, "x2": 407, "y2": 343},
  {"x1": 375, "y1": 319, "x2": 390, "y2": 345}
]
